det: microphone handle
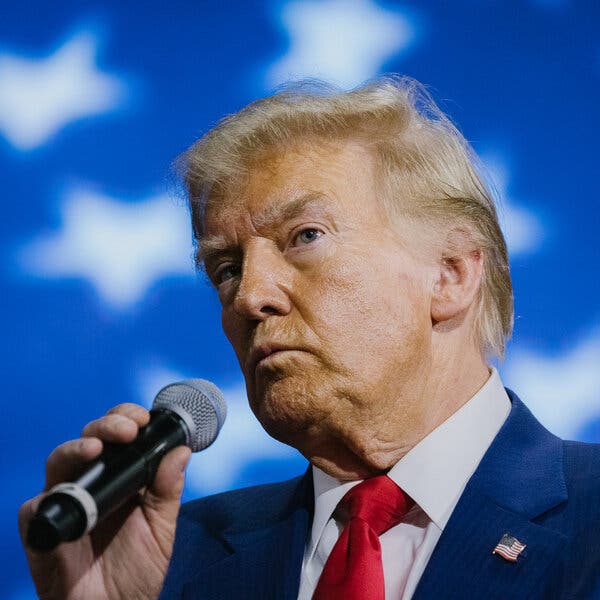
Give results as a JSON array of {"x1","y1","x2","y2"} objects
[{"x1": 27, "y1": 409, "x2": 188, "y2": 552}]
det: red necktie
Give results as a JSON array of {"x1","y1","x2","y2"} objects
[{"x1": 313, "y1": 476, "x2": 413, "y2": 600}]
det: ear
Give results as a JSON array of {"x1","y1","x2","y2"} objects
[{"x1": 431, "y1": 232, "x2": 484, "y2": 324}]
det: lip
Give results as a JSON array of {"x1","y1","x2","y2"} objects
[{"x1": 247, "y1": 343, "x2": 299, "y2": 373}]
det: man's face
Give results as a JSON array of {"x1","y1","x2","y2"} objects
[{"x1": 202, "y1": 140, "x2": 438, "y2": 476}]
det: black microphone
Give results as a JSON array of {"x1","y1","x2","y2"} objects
[{"x1": 27, "y1": 379, "x2": 226, "y2": 552}]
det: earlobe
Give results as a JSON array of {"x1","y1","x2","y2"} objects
[{"x1": 431, "y1": 249, "x2": 483, "y2": 324}]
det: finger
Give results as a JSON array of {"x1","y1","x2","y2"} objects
[
  {"x1": 81, "y1": 414, "x2": 139, "y2": 442},
  {"x1": 106, "y1": 403, "x2": 150, "y2": 427},
  {"x1": 141, "y1": 445, "x2": 191, "y2": 557},
  {"x1": 18, "y1": 494, "x2": 44, "y2": 544},
  {"x1": 45, "y1": 437, "x2": 103, "y2": 490},
  {"x1": 143, "y1": 446, "x2": 191, "y2": 521}
]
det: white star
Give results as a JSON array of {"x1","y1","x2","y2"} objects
[
  {"x1": 481, "y1": 152, "x2": 544, "y2": 255},
  {"x1": 136, "y1": 366, "x2": 301, "y2": 495},
  {"x1": 502, "y1": 330, "x2": 600, "y2": 439},
  {"x1": 0, "y1": 30, "x2": 126, "y2": 151},
  {"x1": 18, "y1": 186, "x2": 195, "y2": 308},
  {"x1": 267, "y1": 0, "x2": 416, "y2": 89}
]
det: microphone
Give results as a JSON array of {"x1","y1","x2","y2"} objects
[{"x1": 27, "y1": 379, "x2": 226, "y2": 552}]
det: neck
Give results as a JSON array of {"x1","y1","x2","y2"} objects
[{"x1": 306, "y1": 347, "x2": 490, "y2": 481}]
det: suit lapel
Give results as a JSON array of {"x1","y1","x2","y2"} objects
[
  {"x1": 181, "y1": 472, "x2": 312, "y2": 600},
  {"x1": 413, "y1": 392, "x2": 568, "y2": 599},
  {"x1": 412, "y1": 485, "x2": 567, "y2": 599},
  {"x1": 178, "y1": 393, "x2": 568, "y2": 599}
]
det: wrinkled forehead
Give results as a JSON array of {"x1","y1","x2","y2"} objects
[{"x1": 200, "y1": 138, "x2": 381, "y2": 236}]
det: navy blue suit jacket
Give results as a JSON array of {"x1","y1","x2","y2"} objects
[{"x1": 159, "y1": 392, "x2": 600, "y2": 599}]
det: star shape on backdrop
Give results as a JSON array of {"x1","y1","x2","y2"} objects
[
  {"x1": 18, "y1": 186, "x2": 196, "y2": 308},
  {"x1": 504, "y1": 330, "x2": 600, "y2": 439},
  {"x1": 481, "y1": 152, "x2": 544, "y2": 255},
  {"x1": 0, "y1": 30, "x2": 126, "y2": 151},
  {"x1": 267, "y1": 0, "x2": 416, "y2": 89},
  {"x1": 137, "y1": 365, "x2": 299, "y2": 495}
]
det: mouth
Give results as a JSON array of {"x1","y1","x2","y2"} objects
[{"x1": 247, "y1": 343, "x2": 300, "y2": 374}]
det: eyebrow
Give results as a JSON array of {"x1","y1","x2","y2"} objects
[{"x1": 198, "y1": 192, "x2": 331, "y2": 263}]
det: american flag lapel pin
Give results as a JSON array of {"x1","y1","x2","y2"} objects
[{"x1": 493, "y1": 533, "x2": 526, "y2": 562}]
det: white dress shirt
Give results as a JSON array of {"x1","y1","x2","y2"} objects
[{"x1": 297, "y1": 368, "x2": 511, "y2": 600}]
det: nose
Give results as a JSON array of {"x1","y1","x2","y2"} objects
[{"x1": 232, "y1": 243, "x2": 292, "y2": 321}]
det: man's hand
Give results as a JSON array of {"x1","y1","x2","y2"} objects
[{"x1": 18, "y1": 403, "x2": 191, "y2": 600}]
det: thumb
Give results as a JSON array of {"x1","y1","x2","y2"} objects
[{"x1": 143, "y1": 445, "x2": 191, "y2": 520}]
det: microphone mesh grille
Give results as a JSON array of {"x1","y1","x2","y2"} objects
[{"x1": 152, "y1": 379, "x2": 227, "y2": 452}]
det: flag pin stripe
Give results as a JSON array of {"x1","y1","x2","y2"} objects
[{"x1": 493, "y1": 533, "x2": 526, "y2": 562}]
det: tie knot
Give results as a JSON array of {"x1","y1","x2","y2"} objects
[{"x1": 336, "y1": 475, "x2": 413, "y2": 536}]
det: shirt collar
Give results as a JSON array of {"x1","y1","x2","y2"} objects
[
  {"x1": 387, "y1": 367, "x2": 510, "y2": 529},
  {"x1": 307, "y1": 367, "x2": 511, "y2": 556}
]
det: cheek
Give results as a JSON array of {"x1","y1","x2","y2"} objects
[
  {"x1": 318, "y1": 251, "x2": 425, "y2": 318},
  {"x1": 221, "y1": 309, "x2": 247, "y2": 363},
  {"x1": 307, "y1": 256, "x2": 431, "y2": 365}
]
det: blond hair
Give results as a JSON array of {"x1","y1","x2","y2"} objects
[{"x1": 180, "y1": 76, "x2": 513, "y2": 358}]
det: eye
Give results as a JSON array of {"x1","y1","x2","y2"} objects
[
  {"x1": 293, "y1": 228, "x2": 323, "y2": 246},
  {"x1": 214, "y1": 263, "x2": 241, "y2": 285}
]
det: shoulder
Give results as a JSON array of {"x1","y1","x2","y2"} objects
[
  {"x1": 537, "y1": 440, "x2": 600, "y2": 596},
  {"x1": 562, "y1": 438, "x2": 600, "y2": 478},
  {"x1": 177, "y1": 474, "x2": 310, "y2": 532},
  {"x1": 160, "y1": 474, "x2": 311, "y2": 598},
  {"x1": 560, "y1": 439, "x2": 600, "y2": 505}
]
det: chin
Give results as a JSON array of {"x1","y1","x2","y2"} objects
[{"x1": 248, "y1": 375, "x2": 325, "y2": 444}]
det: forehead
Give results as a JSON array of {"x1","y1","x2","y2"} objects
[{"x1": 202, "y1": 139, "x2": 381, "y2": 237}]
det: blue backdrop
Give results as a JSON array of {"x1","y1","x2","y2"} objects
[{"x1": 2, "y1": 1, "x2": 599, "y2": 596}]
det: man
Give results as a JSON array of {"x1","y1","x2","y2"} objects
[{"x1": 19, "y1": 77, "x2": 600, "y2": 599}]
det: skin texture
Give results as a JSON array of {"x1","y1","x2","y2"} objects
[
  {"x1": 19, "y1": 136, "x2": 489, "y2": 599},
  {"x1": 202, "y1": 139, "x2": 489, "y2": 480}
]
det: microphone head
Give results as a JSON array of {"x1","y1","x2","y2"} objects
[{"x1": 152, "y1": 379, "x2": 227, "y2": 452}]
